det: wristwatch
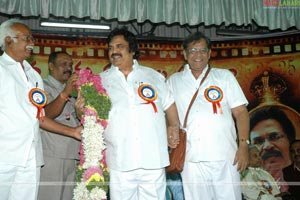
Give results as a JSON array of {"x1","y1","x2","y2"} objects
[{"x1": 239, "y1": 138, "x2": 250, "y2": 144}]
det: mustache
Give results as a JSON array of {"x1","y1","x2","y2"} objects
[
  {"x1": 111, "y1": 53, "x2": 121, "y2": 58},
  {"x1": 63, "y1": 70, "x2": 72, "y2": 75},
  {"x1": 26, "y1": 45, "x2": 34, "y2": 50},
  {"x1": 261, "y1": 149, "x2": 282, "y2": 160}
]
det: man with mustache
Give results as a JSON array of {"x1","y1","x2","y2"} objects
[
  {"x1": 0, "y1": 19, "x2": 82, "y2": 200},
  {"x1": 100, "y1": 27, "x2": 180, "y2": 200},
  {"x1": 250, "y1": 106, "x2": 295, "y2": 193},
  {"x1": 38, "y1": 51, "x2": 80, "y2": 200}
]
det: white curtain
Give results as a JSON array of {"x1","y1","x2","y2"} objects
[{"x1": 0, "y1": 0, "x2": 298, "y2": 30}]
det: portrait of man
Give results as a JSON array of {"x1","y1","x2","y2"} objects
[{"x1": 250, "y1": 106, "x2": 296, "y2": 185}]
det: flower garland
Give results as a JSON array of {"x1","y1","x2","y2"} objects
[{"x1": 73, "y1": 68, "x2": 111, "y2": 200}]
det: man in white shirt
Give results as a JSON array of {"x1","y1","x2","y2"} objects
[
  {"x1": 167, "y1": 32, "x2": 249, "y2": 200},
  {"x1": 100, "y1": 27, "x2": 180, "y2": 200},
  {"x1": 0, "y1": 18, "x2": 82, "y2": 200}
]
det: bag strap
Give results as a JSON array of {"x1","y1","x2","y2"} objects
[{"x1": 182, "y1": 66, "x2": 211, "y2": 128}]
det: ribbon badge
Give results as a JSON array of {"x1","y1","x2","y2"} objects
[
  {"x1": 29, "y1": 88, "x2": 48, "y2": 121},
  {"x1": 138, "y1": 84, "x2": 158, "y2": 113},
  {"x1": 204, "y1": 86, "x2": 223, "y2": 114}
]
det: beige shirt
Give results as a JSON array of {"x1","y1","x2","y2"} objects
[{"x1": 40, "y1": 75, "x2": 80, "y2": 159}]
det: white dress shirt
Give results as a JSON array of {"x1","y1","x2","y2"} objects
[
  {"x1": 100, "y1": 60, "x2": 174, "y2": 171},
  {"x1": 0, "y1": 52, "x2": 44, "y2": 167},
  {"x1": 167, "y1": 64, "x2": 248, "y2": 162}
]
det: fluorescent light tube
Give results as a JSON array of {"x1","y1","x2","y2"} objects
[{"x1": 40, "y1": 22, "x2": 110, "y2": 30}]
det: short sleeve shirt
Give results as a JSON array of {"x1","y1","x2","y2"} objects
[
  {"x1": 100, "y1": 60, "x2": 174, "y2": 171},
  {"x1": 40, "y1": 75, "x2": 80, "y2": 159},
  {"x1": 167, "y1": 64, "x2": 248, "y2": 162}
]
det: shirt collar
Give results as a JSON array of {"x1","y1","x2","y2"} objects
[
  {"x1": 46, "y1": 75, "x2": 65, "y2": 89},
  {"x1": 133, "y1": 59, "x2": 140, "y2": 70},
  {"x1": 110, "y1": 59, "x2": 139, "y2": 71},
  {"x1": 183, "y1": 63, "x2": 209, "y2": 79},
  {"x1": 2, "y1": 52, "x2": 31, "y2": 72}
]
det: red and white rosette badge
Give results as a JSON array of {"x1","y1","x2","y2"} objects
[
  {"x1": 29, "y1": 88, "x2": 47, "y2": 121},
  {"x1": 204, "y1": 86, "x2": 223, "y2": 114},
  {"x1": 138, "y1": 84, "x2": 158, "y2": 113}
]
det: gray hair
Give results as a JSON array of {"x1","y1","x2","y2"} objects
[{"x1": 0, "y1": 18, "x2": 23, "y2": 51}]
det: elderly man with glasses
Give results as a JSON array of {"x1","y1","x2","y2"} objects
[
  {"x1": 167, "y1": 32, "x2": 249, "y2": 200},
  {"x1": 0, "y1": 18, "x2": 82, "y2": 200}
]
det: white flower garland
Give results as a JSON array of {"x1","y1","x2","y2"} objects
[
  {"x1": 73, "y1": 182, "x2": 89, "y2": 200},
  {"x1": 73, "y1": 182, "x2": 107, "y2": 200},
  {"x1": 73, "y1": 68, "x2": 110, "y2": 200},
  {"x1": 73, "y1": 115, "x2": 107, "y2": 200},
  {"x1": 81, "y1": 115, "x2": 105, "y2": 169}
]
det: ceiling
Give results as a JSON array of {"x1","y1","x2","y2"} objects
[
  {"x1": 1, "y1": 0, "x2": 299, "y2": 41},
  {"x1": 1, "y1": 13, "x2": 298, "y2": 42}
]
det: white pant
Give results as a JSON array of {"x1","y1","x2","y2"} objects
[
  {"x1": 0, "y1": 144, "x2": 40, "y2": 200},
  {"x1": 109, "y1": 168, "x2": 166, "y2": 200},
  {"x1": 181, "y1": 160, "x2": 242, "y2": 200}
]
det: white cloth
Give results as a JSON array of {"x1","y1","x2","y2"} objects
[
  {"x1": 167, "y1": 64, "x2": 248, "y2": 200},
  {"x1": 0, "y1": 52, "x2": 44, "y2": 167},
  {"x1": 181, "y1": 160, "x2": 242, "y2": 200},
  {"x1": 109, "y1": 168, "x2": 166, "y2": 200},
  {"x1": 0, "y1": 142, "x2": 40, "y2": 200},
  {"x1": 241, "y1": 167, "x2": 282, "y2": 200},
  {"x1": 167, "y1": 64, "x2": 248, "y2": 162},
  {"x1": 100, "y1": 60, "x2": 174, "y2": 171}
]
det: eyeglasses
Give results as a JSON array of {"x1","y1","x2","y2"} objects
[
  {"x1": 252, "y1": 132, "x2": 286, "y2": 146},
  {"x1": 12, "y1": 35, "x2": 35, "y2": 43},
  {"x1": 186, "y1": 48, "x2": 209, "y2": 55}
]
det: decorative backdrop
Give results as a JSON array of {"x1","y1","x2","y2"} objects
[
  {"x1": 20, "y1": 31, "x2": 300, "y2": 189},
  {"x1": 30, "y1": 33, "x2": 300, "y2": 138}
]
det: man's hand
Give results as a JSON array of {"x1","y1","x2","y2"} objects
[
  {"x1": 73, "y1": 125, "x2": 83, "y2": 141},
  {"x1": 61, "y1": 73, "x2": 79, "y2": 97},
  {"x1": 167, "y1": 125, "x2": 180, "y2": 148},
  {"x1": 234, "y1": 143, "x2": 249, "y2": 171}
]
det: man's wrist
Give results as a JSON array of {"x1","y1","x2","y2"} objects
[
  {"x1": 239, "y1": 138, "x2": 250, "y2": 144},
  {"x1": 60, "y1": 92, "x2": 70, "y2": 101}
]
